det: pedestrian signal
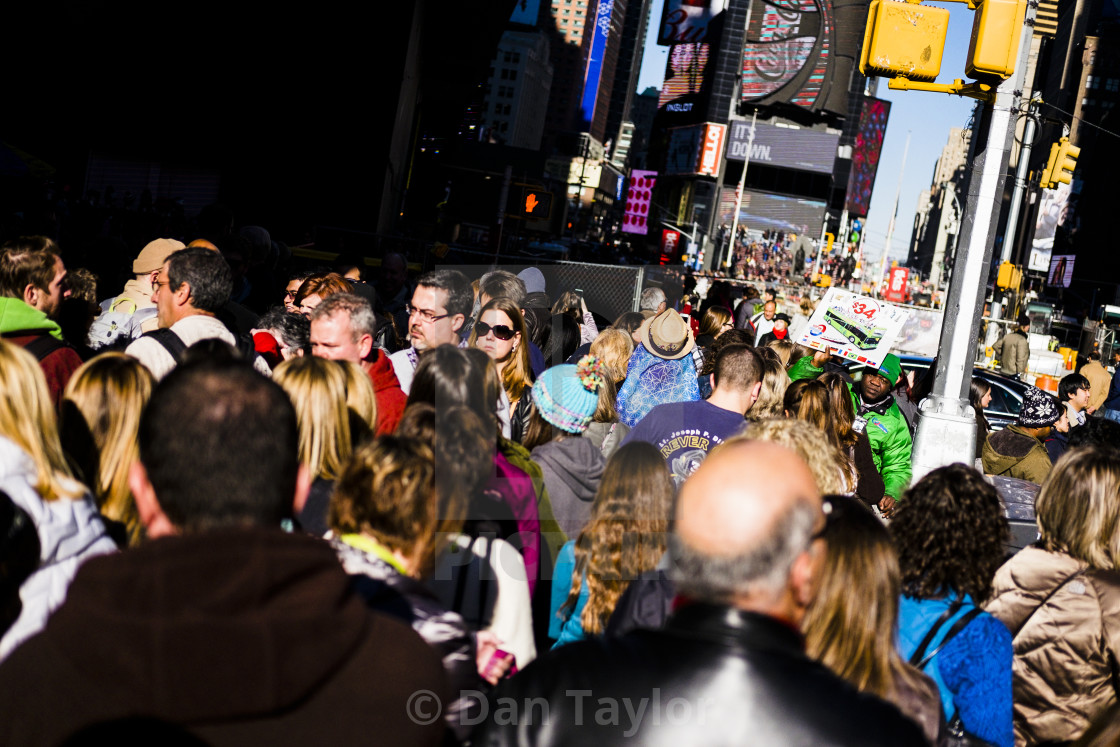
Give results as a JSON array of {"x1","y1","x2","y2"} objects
[
  {"x1": 860, "y1": 0, "x2": 950, "y2": 81},
  {"x1": 519, "y1": 188, "x2": 553, "y2": 220}
]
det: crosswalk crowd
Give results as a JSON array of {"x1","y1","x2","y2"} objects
[{"x1": 0, "y1": 232, "x2": 1118, "y2": 746}]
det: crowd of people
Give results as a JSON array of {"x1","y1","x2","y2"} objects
[{"x1": 1, "y1": 230, "x2": 1120, "y2": 745}]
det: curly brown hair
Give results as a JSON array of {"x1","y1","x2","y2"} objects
[{"x1": 892, "y1": 464, "x2": 1008, "y2": 602}]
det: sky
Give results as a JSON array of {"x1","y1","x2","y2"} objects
[{"x1": 636, "y1": 0, "x2": 978, "y2": 266}]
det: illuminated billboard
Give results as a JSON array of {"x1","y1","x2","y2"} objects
[
  {"x1": 1047, "y1": 255, "x2": 1075, "y2": 287},
  {"x1": 581, "y1": 0, "x2": 618, "y2": 129},
  {"x1": 844, "y1": 96, "x2": 890, "y2": 217},
  {"x1": 659, "y1": 42, "x2": 711, "y2": 114},
  {"x1": 725, "y1": 120, "x2": 839, "y2": 173},
  {"x1": 719, "y1": 188, "x2": 827, "y2": 236},
  {"x1": 664, "y1": 123, "x2": 727, "y2": 176},
  {"x1": 658, "y1": 0, "x2": 730, "y2": 44},
  {"x1": 623, "y1": 170, "x2": 658, "y2": 235},
  {"x1": 739, "y1": 0, "x2": 864, "y2": 116}
]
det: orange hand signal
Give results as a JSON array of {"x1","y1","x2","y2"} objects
[{"x1": 525, "y1": 193, "x2": 539, "y2": 213}]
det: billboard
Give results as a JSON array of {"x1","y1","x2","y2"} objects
[
  {"x1": 659, "y1": 42, "x2": 712, "y2": 114},
  {"x1": 1030, "y1": 181, "x2": 1073, "y2": 272},
  {"x1": 725, "y1": 120, "x2": 839, "y2": 173},
  {"x1": 623, "y1": 170, "x2": 657, "y2": 235},
  {"x1": 659, "y1": 0, "x2": 730, "y2": 44},
  {"x1": 845, "y1": 96, "x2": 891, "y2": 216},
  {"x1": 581, "y1": 0, "x2": 618, "y2": 129},
  {"x1": 884, "y1": 266, "x2": 910, "y2": 304},
  {"x1": 662, "y1": 229, "x2": 682, "y2": 259},
  {"x1": 664, "y1": 123, "x2": 726, "y2": 176},
  {"x1": 718, "y1": 187, "x2": 827, "y2": 236},
  {"x1": 1047, "y1": 255, "x2": 1075, "y2": 287}
]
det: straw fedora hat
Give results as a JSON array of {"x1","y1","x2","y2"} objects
[{"x1": 639, "y1": 309, "x2": 695, "y2": 360}]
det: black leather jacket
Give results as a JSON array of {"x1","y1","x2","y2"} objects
[{"x1": 480, "y1": 603, "x2": 926, "y2": 746}]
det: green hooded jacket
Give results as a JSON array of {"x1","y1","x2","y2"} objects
[
  {"x1": 788, "y1": 356, "x2": 913, "y2": 499},
  {"x1": 0, "y1": 296, "x2": 64, "y2": 340}
]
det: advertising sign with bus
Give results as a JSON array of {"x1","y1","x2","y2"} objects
[{"x1": 797, "y1": 288, "x2": 910, "y2": 369}]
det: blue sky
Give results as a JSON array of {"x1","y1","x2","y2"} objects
[{"x1": 636, "y1": 0, "x2": 978, "y2": 266}]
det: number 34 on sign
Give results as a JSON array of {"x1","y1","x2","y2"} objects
[{"x1": 797, "y1": 287, "x2": 909, "y2": 370}]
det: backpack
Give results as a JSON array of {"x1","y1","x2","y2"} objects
[
  {"x1": 143, "y1": 327, "x2": 260, "y2": 366},
  {"x1": 88, "y1": 297, "x2": 157, "y2": 351}
]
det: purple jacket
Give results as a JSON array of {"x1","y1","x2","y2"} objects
[{"x1": 487, "y1": 452, "x2": 542, "y2": 595}]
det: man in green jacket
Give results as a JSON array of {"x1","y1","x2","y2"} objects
[{"x1": 789, "y1": 351, "x2": 912, "y2": 516}]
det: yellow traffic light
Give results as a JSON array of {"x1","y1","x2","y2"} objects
[
  {"x1": 966, "y1": 0, "x2": 1028, "y2": 80},
  {"x1": 824, "y1": 232, "x2": 835, "y2": 253},
  {"x1": 1053, "y1": 138, "x2": 1080, "y2": 185},
  {"x1": 996, "y1": 261, "x2": 1021, "y2": 290},
  {"x1": 860, "y1": 0, "x2": 950, "y2": 82},
  {"x1": 1039, "y1": 137, "x2": 1080, "y2": 189}
]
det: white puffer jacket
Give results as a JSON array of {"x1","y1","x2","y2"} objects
[{"x1": 0, "y1": 436, "x2": 117, "y2": 660}]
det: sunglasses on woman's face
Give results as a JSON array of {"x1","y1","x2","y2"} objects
[{"x1": 475, "y1": 321, "x2": 516, "y2": 340}]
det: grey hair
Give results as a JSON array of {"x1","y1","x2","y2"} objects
[
  {"x1": 479, "y1": 270, "x2": 526, "y2": 308},
  {"x1": 640, "y1": 287, "x2": 667, "y2": 311},
  {"x1": 310, "y1": 292, "x2": 377, "y2": 339},
  {"x1": 668, "y1": 498, "x2": 818, "y2": 601}
]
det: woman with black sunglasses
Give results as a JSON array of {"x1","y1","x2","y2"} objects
[{"x1": 469, "y1": 297, "x2": 535, "y2": 441}]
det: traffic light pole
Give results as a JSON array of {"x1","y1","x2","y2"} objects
[{"x1": 910, "y1": 24, "x2": 1034, "y2": 482}]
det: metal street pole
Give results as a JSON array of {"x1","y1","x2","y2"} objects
[
  {"x1": 878, "y1": 131, "x2": 911, "y2": 291},
  {"x1": 910, "y1": 22, "x2": 1035, "y2": 482},
  {"x1": 726, "y1": 111, "x2": 758, "y2": 271},
  {"x1": 1001, "y1": 103, "x2": 1038, "y2": 264}
]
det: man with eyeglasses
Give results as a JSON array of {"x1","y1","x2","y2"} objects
[
  {"x1": 125, "y1": 247, "x2": 272, "y2": 381},
  {"x1": 388, "y1": 269, "x2": 472, "y2": 394},
  {"x1": 88, "y1": 238, "x2": 183, "y2": 350}
]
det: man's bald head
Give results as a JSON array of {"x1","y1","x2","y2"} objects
[{"x1": 670, "y1": 440, "x2": 824, "y2": 619}]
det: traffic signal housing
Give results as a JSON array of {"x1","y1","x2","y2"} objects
[
  {"x1": 1039, "y1": 137, "x2": 1080, "y2": 189},
  {"x1": 860, "y1": 0, "x2": 950, "y2": 81},
  {"x1": 966, "y1": 0, "x2": 1028, "y2": 80}
]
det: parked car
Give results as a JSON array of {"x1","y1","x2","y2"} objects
[{"x1": 896, "y1": 355, "x2": 1028, "y2": 431}]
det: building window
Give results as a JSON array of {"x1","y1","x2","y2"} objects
[
  {"x1": 1107, "y1": 78, "x2": 1119, "y2": 91},
  {"x1": 513, "y1": 53, "x2": 520, "y2": 63},
  {"x1": 509, "y1": 70, "x2": 518, "y2": 81},
  {"x1": 501, "y1": 69, "x2": 509, "y2": 79}
]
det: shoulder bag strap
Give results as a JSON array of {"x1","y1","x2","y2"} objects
[
  {"x1": 144, "y1": 328, "x2": 188, "y2": 364},
  {"x1": 908, "y1": 599, "x2": 964, "y2": 668},
  {"x1": 915, "y1": 606, "x2": 984, "y2": 671}
]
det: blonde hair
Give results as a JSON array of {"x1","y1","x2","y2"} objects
[
  {"x1": 62, "y1": 353, "x2": 154, "y2": 545},
  {"x1": 341, "y1": 360, "x2": 378, "y2": 443},
  {"x1": 274, "y1": 356, "x2": 352, "y2": 481},
  {"x1": 804, "y1": 496, "x2": 931, "y2": 704},
  {"x1": 0, "y1": 340, "x2": 78, "y2": 501},
  {"x1": 766, "y1": 338, "x2": 794, "y2": 367},
  {"x1": 590, "y1": 328, "x2": 634, "y2": 384},
  {"x1": 468, "y1": 297, "x2": 533, "y2": 404},
  {"x1": 746, "y1": 357, "x2": 790, "y2": 421},
  {"x1": 728, "y1": 419, "x2": 846, "y2": 494},
  {"x1": 1037, "y1": 445, "x2": 1120, "y2": 570}
]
